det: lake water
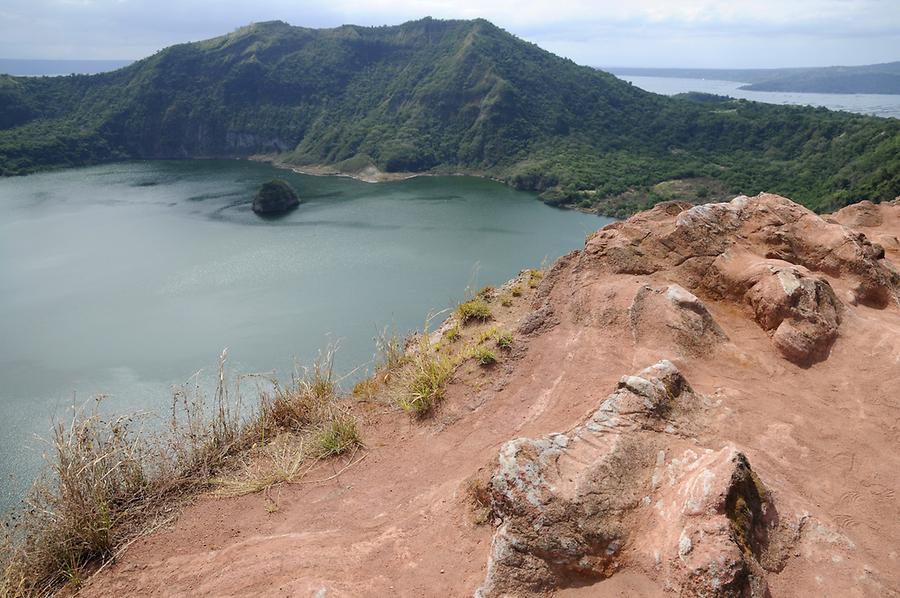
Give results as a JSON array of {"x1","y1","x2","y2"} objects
[
  {"x1": 0, "y1": 160, "x2": 608, "y2": 514},
  {"x1": 620, "y1": 75, "x2": 900, "y2": 119}
]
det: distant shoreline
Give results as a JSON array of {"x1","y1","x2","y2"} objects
[
  {"x1": 251, "y1": 155, "x2": 508, "y2": 187},
  {"x1": 605, "y1": 63, "x2": 900, "y2": 96},
  {"x1": 0, "y1": 58, "x2": 133, "y2": 77}
]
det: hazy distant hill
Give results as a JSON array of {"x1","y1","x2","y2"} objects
[
  {"x1": 0, "y1": 59, "x2": 133, "y2": 77},
  {"x1": 607, "y1": 62, "x2": 900, "y2": 95},
  {"x1": 1, "y1": 19, "x2": 898, "y2": 215}
]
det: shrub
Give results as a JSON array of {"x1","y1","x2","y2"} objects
[
  {"x1": 528, "y1": 269, "x2": 543, "y2": 288},
  {"x1": 510, "y1": 286, "x2": 523, "y2": 297},
  {"x1": 500, "y1": 296, "x2": 513, "y2": 307}
]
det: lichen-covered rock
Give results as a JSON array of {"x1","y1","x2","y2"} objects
[{"x1": 477, "y1": 361, "x2": 785, "y2": 598}]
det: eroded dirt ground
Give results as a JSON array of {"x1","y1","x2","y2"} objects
[{"x1": 83, "y1": 197, "x2": 900, "y2": 597}]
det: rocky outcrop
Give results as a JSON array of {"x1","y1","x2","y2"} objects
[
  {"x1": 580, "y1": 193, "x2": 899, "y2": 365},
  {"x1": 832, "y1": 198, "x2": 900, "y2": 265},
  {"x1": 831, "y1": 199, "x2": 887, "y2": 229},
  {"x1": 252, "y1": 179, "x2": 301, "y2": 215},
  {"x1": 477, "y1": 361, "x2": 791, "y2": 598}
]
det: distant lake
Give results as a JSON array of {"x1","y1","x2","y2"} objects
[
  {"x1": 0, "y1": 58, "x2": 133, "y2": 76},
  {"x1": 0, "y1": 160, "x2": 608, "y2": 514},
  {"x1": 620, "y1": 75, "x2": 900, "y2": 119}
]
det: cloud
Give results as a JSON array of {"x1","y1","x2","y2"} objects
[{"x1": 0, "y1": 0, "x2": 897, "y2": 67}]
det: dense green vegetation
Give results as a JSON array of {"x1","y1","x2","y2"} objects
[
  {"x1": 1, "y1": 18, "x2": 898, "y2": 215},
  {"x1": 607, "y1": 62, "x2": 900, "y2": 95},
  {"x1": 252, "y1": 178, "x2": 300, "y2": 214}
]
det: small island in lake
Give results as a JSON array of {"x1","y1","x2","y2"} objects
[{"x1": 252, "y1": 179, "x2": 301, "y2": 215}]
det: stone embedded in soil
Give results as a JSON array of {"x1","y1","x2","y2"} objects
[
  {"x1": 629, "y1": 283, "x2": 729, "y2": 358},
  {"x1": 476, "y1": 361, "x2": 787, "y2": 598}
]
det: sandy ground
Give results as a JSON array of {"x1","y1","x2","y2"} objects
[{"x1": 81, "y1": 200, "x2": 900, "y2": 597}]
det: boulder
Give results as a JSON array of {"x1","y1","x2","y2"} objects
[
  {"x1": 476, "y1": 361, "x2": 787, "y2": 598},
  {"x1": 629, "y1": 283, "x2": 729, "y2": 358}
]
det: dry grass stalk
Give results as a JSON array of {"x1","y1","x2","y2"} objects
[{"x1": 0, "y1": 348, "x2": 361, "y2": 597}]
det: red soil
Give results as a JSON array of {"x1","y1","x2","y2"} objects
[{"x1": 82, "y1": 196, "x2": 900, "y2": 597}]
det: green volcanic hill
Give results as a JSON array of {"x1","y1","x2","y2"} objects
[{"x1": 1, "y1": 18, "x2": 898, "y2": 215}]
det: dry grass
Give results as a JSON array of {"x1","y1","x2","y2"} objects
[
  {"x1": 476, "y1": 326, "x2": 500, "y2": 345},
  {"x1": 212, "y1": 348, "x2": 362, "y2": 496},
  {"x1": 465, "y1": 478, "x2": 493, "y2": 526},
  {"x1": 375, "y1": 327, "x2": 407, "y2": 373},
  {"x1": 351, "y1": 377, "x2": 379, "y2": 399},
  {"x1": 395, "y1": 350, "x2": 455, "y2": 416},
  {"x1": 0, "y1": 349, "x2": 361, "y2": 597},
  {"x1": 260, "y1": 352, "x2": 337, "y2": 434}
]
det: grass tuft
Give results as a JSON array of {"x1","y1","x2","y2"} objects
[
  {"x1": 496, "y1": 331, "x2": 514, "y2": 350},
  {"x1": 314, "y1": 415, "x2": 361, "y2": 458},
  {"x1": 376, "y1": 327, "x2": 406, "y2": 373},
  {"x1": 457, "y1": 298, "x2": 492, "y2": 324},
  {"x1": 473, "y1": 347, "x2": 497, "y2": 366},
  {"x1": 397, "y1": 352, "x2": 455, "y2": 416},
  {"x1": 443, "y1": 323, "x2": 461, "y2": 342}
]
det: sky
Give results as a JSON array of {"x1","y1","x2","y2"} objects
[{"x1": 1, "y1": 0, "x2": 898, "y2": 68}]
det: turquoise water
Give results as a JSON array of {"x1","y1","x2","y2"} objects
[{"x1": 0, "y1": 159, "x2": 609, "y2": 513}]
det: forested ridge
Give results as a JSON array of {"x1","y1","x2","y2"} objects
[{"x1": 1, "y1": 18, "x2": 898, "y2": 215}]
